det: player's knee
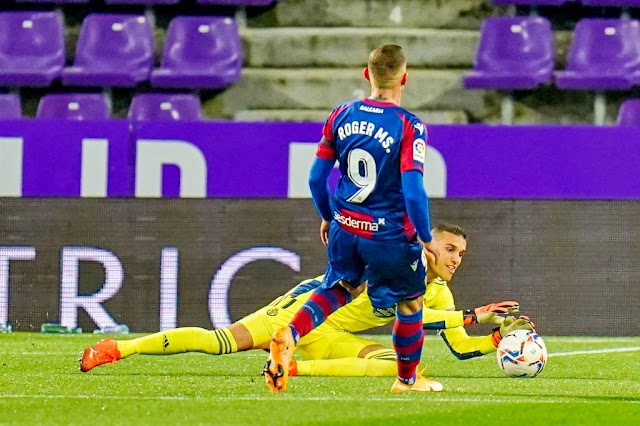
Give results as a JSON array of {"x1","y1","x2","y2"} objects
[
  {"x1": 339, "y1": 280, "x2": 366, "y2": 298},
  {"x1": 362, "y1": 348, "x2": 396, "y2": 361},
  {"x1": 397, "y1": 296, "x2": 423, "y2": 315}
]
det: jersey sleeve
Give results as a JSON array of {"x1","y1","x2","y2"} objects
[
  {"x1": 422, "y1": 309, "x2": 464, "y2": 329},
  {"x1": 422, "y1": 282, "x2": 463, "y2": 329},
  {"x1": 398, "y1": 113, "x2": 427, "y2": 174},
  {"x1": 430, "y1": 283, "x2": 497, "y2": 360},
  {"x1": 439, "y1": 327, "x2": 497, "y2": 360},
  {"x1": 317, "y1": 105, "x2": 345, "y2": 160}
]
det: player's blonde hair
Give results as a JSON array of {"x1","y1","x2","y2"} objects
[{"x1": 367, "y1": 45, "x2": 407, "y2": 89}]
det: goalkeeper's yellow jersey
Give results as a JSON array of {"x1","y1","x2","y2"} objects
[{"x1": 282, "y1": 275, "x2": 496, "y2": 359}]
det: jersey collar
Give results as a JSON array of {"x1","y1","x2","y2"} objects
[{"x1": 362, "y1": 98, "x2": 397, "y2": 107}]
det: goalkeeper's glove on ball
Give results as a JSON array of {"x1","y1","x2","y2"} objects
[
  {"x1": 490, "y1": 316, "x2": 535, "y2": 347},
  {"x1": 463, "y1": 301, "x2": 520, "y2": 326}
]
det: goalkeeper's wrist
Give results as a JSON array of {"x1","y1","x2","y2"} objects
[
  {"x1": 491, "y1": 328, "x2": 502, "y2": 347},
  {"x1": 463, "y1": 309, "x2": 477, "y2": 326}
]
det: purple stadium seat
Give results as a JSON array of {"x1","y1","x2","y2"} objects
[
  {"x1": 617, "y1": 99, "x2": 640, "y2": 126},
  {"x1": 151, "y1": 16, "x2": 242, "y2": 89},
  {"x1": 104, "y1": 0, "x2": 179, "y2": 4},
  {"x1": 62, "y1": 14, "x2": 153, "y2": 87},
  {"x1": 15, "y1": 0, "x2": 89, "y2": 3},
  {"x1": 0, "y1": 11, "x2": 64, "y2": 86},
  {"x1": 36, "y1": 93, "x2": 110, "y2": 120},
  {"x1": 129, "y1": 93, "x2": 203, "y2": 121},
  {"x1": 0, "y1": 93, "x2": 22, "y2": 119},
  {"x1": 464, "y1": 17, "x2": 554, "y2": 90},
  {"x1": 582, "y1": 1, "x2": 640, "y2": 6},
  {"x1": 492, "y1": 0, "x2": 565, "y2": 4},
  {"x1": 196, "y1": 0, "x2": 275, "y2": 4},
  {"x1": 555, "y1": 19, "x2": 640, "y2": 90}
]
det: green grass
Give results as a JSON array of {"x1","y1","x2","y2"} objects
[{"x1": 1, "y1": 333, "x2": 639, "y2": 425}]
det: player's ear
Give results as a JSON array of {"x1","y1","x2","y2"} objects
[
  {"x1": 401, "y1": 72, "x2": 407, "y2": 86},
  {"x1": 363, "y1": 67, "x2": 370, "y2": 81}
]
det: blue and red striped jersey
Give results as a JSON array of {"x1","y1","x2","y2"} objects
[{"x1": 317, "y1": 98, "x2": 428, "y2": 241}]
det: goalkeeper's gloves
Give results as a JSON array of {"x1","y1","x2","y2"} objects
[
  {"x1": 463, "y1": 301, "x2": 520, "y2": 326},
  {"x1": 490, "y1": 316, "x2": 535, "y2": 347}
]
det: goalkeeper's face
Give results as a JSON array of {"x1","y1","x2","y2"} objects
[{"x1": 430, "y1": 231, "x2": 467, "y2": 281}]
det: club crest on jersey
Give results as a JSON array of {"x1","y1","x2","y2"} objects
[{"x1": 413, "y1": 138, "x2": 426, "y2": 163}]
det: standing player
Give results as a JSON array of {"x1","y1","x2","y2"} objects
[{"x1": 264, "y1": 45, "x2": 440, "y2": 393}]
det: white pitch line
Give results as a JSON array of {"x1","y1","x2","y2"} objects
[
  {"x1": 0, "y1": 394, "x2": 188, "y2": 401},
  {"x1": 550, "y1": 346, "x2": 640, "y2": 357},
  {"x1": 0, "y1": 394, "x2": 637, "y2": 404}
]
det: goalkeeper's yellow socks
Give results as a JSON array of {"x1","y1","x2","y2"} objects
[
  {"x1": 116, "y1": 327, "x2": 238, "y2": 358},
  {"x1": 292, "y1": 349, "x2": 397, "y2": 377}
]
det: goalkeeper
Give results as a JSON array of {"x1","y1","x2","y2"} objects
[{"x1": 80, "y1": 223, "x2": 534, "y2": 376}]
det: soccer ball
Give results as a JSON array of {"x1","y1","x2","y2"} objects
[{"x1": 497, "y1": 329, "x2": 547, "y2": 377}]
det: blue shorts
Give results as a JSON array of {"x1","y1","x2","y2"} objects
[{"x1": 321, "y1": 221, "x2": 426, "y2": 309}]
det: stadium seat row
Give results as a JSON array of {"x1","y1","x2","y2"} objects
[
  {"x1": 1, "y1": 91, "x2": 638, "y2": 124},
  {"x1": 493, "y1": 0, "x2": 640, "y2": 6},
  {"x1": 0, "y1": 11, "x2": 242, "y2": 89},
  {"x1": 11, "y1": 0, "x2": 276, "y2": 5},
  {"x1": 464, "y1": 17, "x2": 640, "y2": 92},
  {"x1": 0, "y1": 92, "x2": 204, "y2": 120}
]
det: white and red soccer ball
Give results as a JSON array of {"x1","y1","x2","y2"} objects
[{"x1": 497, "y1": 329, "x2": 547, "y2": 377}]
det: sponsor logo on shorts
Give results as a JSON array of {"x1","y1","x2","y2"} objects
[
  {"x1": 266, "y1": 308, "x2": 278, "y2": 316},
  {"x1": 373, "y1": 306, "x2": 396, "y2": 318},
  {"x1": 333, "y1": 212, "x2": 380, "y2": 233}
]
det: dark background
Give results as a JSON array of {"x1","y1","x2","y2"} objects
[{"x1": 1, "y1": 198, "x2": 638, "y2": 336}]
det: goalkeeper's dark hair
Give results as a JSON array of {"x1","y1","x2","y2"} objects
[{"x1": 432, "y1": 223, "x2": 467, "y2": 240}]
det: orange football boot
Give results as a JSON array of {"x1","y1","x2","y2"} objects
[
  {"x1": 263, "y1": 327, "x2": 294, "y2": 392},
  {"x1": 288, "y1": 359, "x2": 298, "y2": 377},
  {"x1": 79, "y1": 338, "x2": 121, "y2": 372},
  {"x1": 391, "y1": 373, "x2": 444, "y2": 392}
]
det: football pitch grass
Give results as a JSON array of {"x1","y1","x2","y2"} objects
[{"x1": 1, "y1": 333, "x2": 639, "y2": 425}]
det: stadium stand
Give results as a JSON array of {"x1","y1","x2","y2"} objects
[
  {"x1": 61, "y1": 14, "x2": 154, "y2": 87},
  {"x1": 36, "y1": 93, "x2": 110, "y2": 119},
  {"x1": 128, "y1": 93, "x2": 203, "y2": 120},
  {"x1": 617, "y1": 98, "x2": 640, "y2": 125},
  {"x1": 0, "y1": 92, "x2": 22, "y2": 118},
  {"x1": 151, "y1": 16, "x2": 242, "y2": 89},
  {"x1": 2, "y1": 0, "x2": 640, "y2": 123},
  {"x1": 0, "y1": 11, "x2": 65, "y2": 86},
  {"x1": 463, "y1": 16, "x2": 554, "y2": 123}
]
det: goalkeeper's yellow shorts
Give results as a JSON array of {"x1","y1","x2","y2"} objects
[{"x1": 237, "y1": 296, "x2": 380, "y2": 361}]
